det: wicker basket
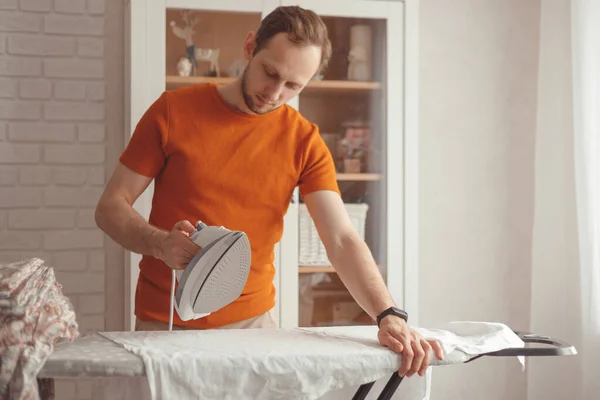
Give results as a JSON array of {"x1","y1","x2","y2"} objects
[{"x1": 298, "y1": 203, "x2": 369, "y2": 266}]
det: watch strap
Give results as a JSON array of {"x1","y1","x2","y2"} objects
[{"x1": 376, "y1": 307, "x2": 408, "y2": 327}]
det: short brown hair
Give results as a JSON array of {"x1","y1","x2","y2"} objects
[{"x1": 253, "y1": 6, "x2": 332, "y2": 76}]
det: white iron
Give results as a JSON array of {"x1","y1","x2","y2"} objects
[{"x1": 168, "y1": 221, "x2": 252, "y2": 330}]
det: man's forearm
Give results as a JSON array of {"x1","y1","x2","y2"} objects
[
  {"x1": 95, "y1": 197, "x2": 167, "y2": 259},
  {"x1": 329, "y1": 232, "x2": 396, "y2": 320}
]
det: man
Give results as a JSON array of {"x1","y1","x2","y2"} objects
[{"x1": 95, "y1": 5, "x2": 444, "y2": 378}]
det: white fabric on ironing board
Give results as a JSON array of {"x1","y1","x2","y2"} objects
[{"x1": 96, "y1": 321, "x2": 524, "y2": 400}]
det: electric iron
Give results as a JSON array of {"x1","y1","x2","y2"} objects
[{"x1": 168, "y1": 221, "x2": 252, "y2": 330}]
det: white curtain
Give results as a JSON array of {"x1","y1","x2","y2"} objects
[{"x1": 528, "y1": 0, "x2": 600, "y2": 399}]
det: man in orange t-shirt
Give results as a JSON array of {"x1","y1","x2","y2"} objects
[{"x1": 95, "y1": 6, "x2": 443, "y2": 378}]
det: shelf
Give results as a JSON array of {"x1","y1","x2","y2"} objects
[
  {"x1": 299, "y1": 266, "x2": 336, "y2": 274},
  {"x1": 299, "y1": 265, "x2": 381, "y2": 274},
  {"x1": 165, "y1": 76, "x2": 381, "y2": 92},
  {"x1": 337, "y1": 173, "x2": 382, "y2": 181},
  {"x1": 304, "y1": 80, "x2": 382, "y2": 92},
  {"x1": 166, "y1": 76, "x2": 231, "y2": 88}
]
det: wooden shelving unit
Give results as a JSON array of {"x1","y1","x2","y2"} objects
[
  {"x1": 165, "y1": 75, "x2": 381, "y2": 92},
  {"x1": 129, "y1": 0, "x2": 416, "y2": 332}
]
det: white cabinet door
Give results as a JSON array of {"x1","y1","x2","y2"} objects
[
  {"x1": 126, "y1": 0, "x2": 419, "y2": 330},
  {"x1": 126, "y1": 0, "x2": 168, "y2": 332},
  {"x1": 275, "y1": 0, "x2": 417, "y2": 328}
]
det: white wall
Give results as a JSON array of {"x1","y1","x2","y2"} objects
[
  {"x1": 419, "y1": 0, "x2": 541, "y2": 399},
  {"x1": 0, "y1": 0, "x2": 124, "y2": 398}
]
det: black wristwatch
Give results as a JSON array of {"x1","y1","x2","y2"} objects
[{"x1": 376, "y1": 307, "x2": 408, "y2": 327}]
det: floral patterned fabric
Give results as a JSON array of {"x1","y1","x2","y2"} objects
[{"x1": 0, "y1": 258, "x2": 79, "y2": 400}]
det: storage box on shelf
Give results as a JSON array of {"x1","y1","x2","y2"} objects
[
  {"x1": 299, "y1": 272, "x2": 375, "y2": 327},
  {"x1": 298, "y1": 203, "x2": 369, "y2": 266}
]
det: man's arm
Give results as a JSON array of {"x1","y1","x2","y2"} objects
[
  {"x1": 303, "y1": 190, "x2": 444, "y2": 377},
  {"x1": 95, "y1": 163, "x2": 164, "y2": 258},
  {"x1": 302, "y1": 190, "x2": 395, "y2": 319},
  {"x1": 95, "y1": 163, "x2": 198, "y2": 269}
]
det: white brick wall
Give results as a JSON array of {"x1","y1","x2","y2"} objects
[{"x1": 0, "y1": 1, "x2": 107, "y2": 398}]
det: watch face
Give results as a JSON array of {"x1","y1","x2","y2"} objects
[{"x1": 393, "y1": 308, "x2": 408, "y2": 318}]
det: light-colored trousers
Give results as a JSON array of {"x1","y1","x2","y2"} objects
[{"x1": 135, "y1": 309, "x2": 277, "y2": 331}]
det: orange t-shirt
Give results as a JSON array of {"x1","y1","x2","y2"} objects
[{"x1": 119, "y1": 83, "x2": 340, "y2": 329}]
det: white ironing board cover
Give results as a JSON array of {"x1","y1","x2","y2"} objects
[{"x1": 77, "y1": 322, "x2": 524, "y2": 400}]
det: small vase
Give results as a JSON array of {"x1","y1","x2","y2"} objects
[{"x1": 344, "y1": 158, "x2": 362, "y2": 173}]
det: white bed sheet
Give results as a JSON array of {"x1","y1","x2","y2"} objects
[{"x1": 92, "y1": 322, "x2": 524, "y2": 400}]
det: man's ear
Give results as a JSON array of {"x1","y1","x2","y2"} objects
[{"x1": 243, "y1": 31, "x2": 256, "y2": 61}]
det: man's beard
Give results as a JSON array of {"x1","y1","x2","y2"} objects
[
  {"x1": 240, "y1": 66, "x2": 256, "y2": 112},
  {"x1": 240, "y1": 66, "x2": 278, "y2": 115}
]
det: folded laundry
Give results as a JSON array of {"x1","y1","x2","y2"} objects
[{"x1": 0, "y1": 258, "x2": 79, "y2": 400}]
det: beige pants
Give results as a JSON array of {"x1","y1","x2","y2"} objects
[{"x1": 135, "y1": 309, "x2": 277, "y2": 331}]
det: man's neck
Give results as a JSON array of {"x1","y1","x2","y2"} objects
[{"x1": 217, "y1": 79, "x2": 255, "y2": 115}]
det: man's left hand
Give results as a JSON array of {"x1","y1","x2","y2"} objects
[{"x1": 377, "y1": 316, "x2": 445, "y2": 377}]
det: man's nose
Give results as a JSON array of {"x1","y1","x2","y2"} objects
[{"x1": 264, "y1": 83, "x2": 284, "y2": 102}]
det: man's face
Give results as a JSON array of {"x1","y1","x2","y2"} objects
[{"x1": 240, "y1": 32, "x2": 321, "y2": 114}]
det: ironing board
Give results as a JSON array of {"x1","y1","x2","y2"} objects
[
  {"x1": 36, "y1": 328, "x2": 575, "y2": 400},
  {"x1": 352, "y1": 331, "x2": 575, "y2": 400}
]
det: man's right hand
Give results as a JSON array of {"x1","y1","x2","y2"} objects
[{"x1": 156, "y1": 220, "x2": 201, "y2": 270}]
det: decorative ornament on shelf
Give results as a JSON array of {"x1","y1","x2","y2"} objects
[
  {"x1": 196, "y1": 48, "x2": 221, "y2": 77},
  {"x1": 169, "y1": 10, "x2": 221, "y2": 77},
  {"x1": 347, "y1": 24, "x2": 372, "y2": 81},
  {"x1": 177, "y1": 57, "x2": 192, "y2": 77},
  {"x1": 169, "y1": 11, "x2": 199, "y2": 75},
  {"x1": 338, "y1": 120, "x2": 371, "y2": 173}
]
